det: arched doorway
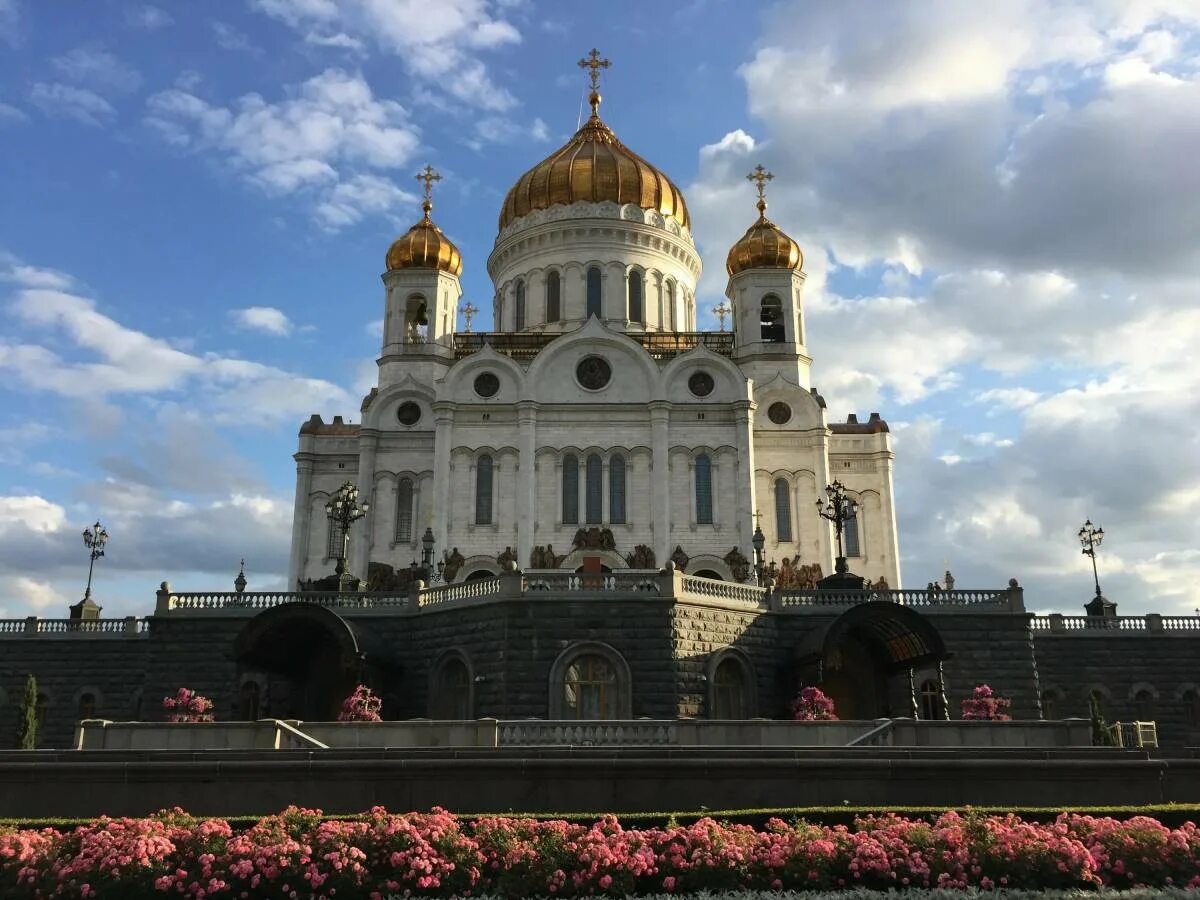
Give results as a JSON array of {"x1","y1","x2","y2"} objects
[
  {"x1": 795, "y1": 602, "x2": 948, "y2": 720},
  {"x1": 234, "y1": 603, "x2": 385, "y2": 721}
]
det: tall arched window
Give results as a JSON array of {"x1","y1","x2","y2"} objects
[
  {"x1": 475, "y1": 455, "x2": 493, "y2": 525},
  {"x1": 395, "y1": 477, "x2": 414, "y2": 542},
  {"x1": 586, "y1": 266, "x2": 602, "y2": 318},
  {"x1": 585, "y1": 454, "x2": 603, "y2": 524},
  {"x1": 695, "y1": 454, "x2": 713, "y2": 525},
  {"x1": 562, "y1": 454, "x2": 579, "y2": 524},
  {"x1": 844, "y1": 508, "x2": 861, "y2": 557},
  {"x1": 666, "y1": 280, "x2": 676, "y2": 331},
  {"x1": 546, "y1": 270, "x2": 561, "y2": 322},
  {"x1": 761, "y1": 294, "x2": 784, "y2": 342},
  {"x1": 609, "y1": 455, "x2": 626, "y2": 524},
  {"x1": 919, "y1": 679, "x2": 944, "y2": 720},
  {"x1": 712, "y1": 657, "x2": 749, "y2": 719},
  {"x1": 627, "y1": 270, "x2": 643, "y2": 323},
  {"x1": 774, "y1": 478, "x2": 792, "y2": 541},
  {"x1": 433, "y1": 658, "x2": 472, "y2": 719},
  {"x1": 514, "y1": 279, "x2": 526, "y2": 331},
  {"x1": 563, "y1": 654, "x2": 617, "y2": 719},
  {"x1": 239, "y1": 681, "x2": 261, "y2": 720}
]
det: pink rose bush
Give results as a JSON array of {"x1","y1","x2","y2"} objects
[
  {"x1": 161, "y1": 688, "x2": 214, "y2": 723},
  {"x1": 2, "y1": 807, "x2": 1198, "y2": 897},
  {"x1": 791, "y1": 686, "x2": 838, "y2": 721},
  {"x1": 337, "y1": 684, "x2": 383, "y2": 722},
  {"x1": 960, "y1": 684, "x2": 1012, "y2": 721}
]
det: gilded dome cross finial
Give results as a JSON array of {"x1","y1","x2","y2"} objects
[
  {"x1": 578, "y1": 48, "x2": 611, "y2": 115},
  {"x1": 415, "y1": 164, "x2": 442, "y2": 217},
  {"x1": 747, "y1": 164, "x2": 773, "y2": 216}
]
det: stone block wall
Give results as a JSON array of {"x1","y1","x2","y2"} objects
[{"x1": 932, "y1": 613, "x2": 1043, "y2": 720}]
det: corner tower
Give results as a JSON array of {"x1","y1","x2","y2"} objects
[{"x1": 725, "y1": 165, "x2": 810, "y2": 388}]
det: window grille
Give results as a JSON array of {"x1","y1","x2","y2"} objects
[
  {"x1": 609, "y1": 455, "x2": 626, "y2": 524},
  {"x1": 695, "y1": 454, "x2": 713, "y2": 524},
  {"x1": 395, "y1": 478, "x2": 414, "y2": 542},
  {"x1": 585, "y1": 454, "x2": 603, "y2": 524},
  {"x1": 562, "y1": 454, "x2": 579, "y2": 524},
  {"x1": 475, "y1": 455, "x2": 494, "y2": 525},
  {"x1": 774, "y1": 478, "x2": 792, "y2": 541}
]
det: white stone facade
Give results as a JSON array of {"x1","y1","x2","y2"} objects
[{"x1": 289, "y1": 200, "x2": 901, "y2": 590}]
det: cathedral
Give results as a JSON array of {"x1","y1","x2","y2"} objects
[{"x1": 289, "y1": 52, "x2": 899, "y2": 593}]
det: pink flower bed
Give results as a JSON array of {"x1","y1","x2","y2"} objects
[
  {"x1": 1, "y1": 808, "x2": 1198, "y2": 898},
  {"x1": 960, "y1": 685, "x2": 1012, "y2": 722}
]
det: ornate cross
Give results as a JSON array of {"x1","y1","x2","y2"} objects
[
  {"x1": 712, "y1": 300, "x2": 730, "y2": 332},
  {"x1": 415, "y1": 164, "x2": 442, "y2": 211},
  {"x1": 747, "y1": 164, "x2": 773, "y2": 201},
  {"x1": 578, "y1": 48, "x2": 611, "y2": 92},
  {"x1": 459, "y1": 301, "x2": 478, "y2": 333},
  {"x1": 752, "y1": 510, "x2": 764, "y2": 527}
]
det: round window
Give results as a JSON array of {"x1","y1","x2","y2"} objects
[
  {"x1": 576, "y1": 355, "x2": 612, "y2": 390},
  {"x1": 474, "y1": 372, "x2": 500, "y2": 398},
  {"x1": 397, "y1": 401, "x2": 421, "y2": 425},
  {"x1": 767, "y1": 402, "x2": 792, "y2": 425},
  {"x1": 688, "y1": 371, "x2": 715, "y2": 397}
]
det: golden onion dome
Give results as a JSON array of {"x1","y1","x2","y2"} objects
[
  {"x1": 386, "y1": 165, "x2": 463, "y2": 276},
  {"x1": 498, "y1": 89, "x2": 690, "y2": 232},
  {"x1": 726, "y1": 165, "x2": 802, "y2": 275}
]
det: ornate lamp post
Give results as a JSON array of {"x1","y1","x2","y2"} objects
[
  {"x1": 1079, "y1": 519, "x2": 1115, "y2": 617},
  {"x1": 751, "y1": 519, "x2": 766, "y2": 586},
  {"x1": 816, "y1": 481, "x2": 858, "y2": 578},
  {"x1": 421, "y1": 527, "x2": 435, "y2": 569},
  {"x1": 75, "y1": 520, "x2": 108, "y2": 617},
  {"x1": 325, "y1": 481, "x2": 369, "y2": 593}
]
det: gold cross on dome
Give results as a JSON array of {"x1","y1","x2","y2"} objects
[
  {"x1": 578, "y1": 48, "x2": 611, "y2": 92},
  {"x1": 712, "y1": 300, "x2": 730, "y2": 332},
  {"x1": 415, "y1": 164, "x2": 442, "y2": 204},
  {"x1": 747, "y1": 164, "x2": 774, "y2": 203},
  {"x1": 459, "y1": 301, "x2": 478, "y2": 333}
]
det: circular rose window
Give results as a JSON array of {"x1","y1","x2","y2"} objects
[
  {"x1": 767, "y1": 402, "x2": 792, "y2": 425},
  {"x1": 688, "y1": 371, "x2": 715, "y2": 397},
  {"x1": 396, "y1": 401, "x2": 421, "y2": 425},
  {"x1": 576, "y1": 356, "x2": 612, "y2": 390},
  {"x1": 474, "y1": 372, "x2": 500, "y2": 398}
]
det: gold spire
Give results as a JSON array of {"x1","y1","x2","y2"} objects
[
  {"x1": 386, "y1": 164, "x2": 462, "y2": 275},
  {"x1": 415, "y1": 164, "x2": 442, "y2": 220},
  {"x1": 725, "y1": 162, "x2": 802, "y2": 276},
  {"x1": 577, "y1": 48, "x2": 611, "y2": 116},
  {"x1": 747, "y1": 164, "x2": 774, "y2": 217}
]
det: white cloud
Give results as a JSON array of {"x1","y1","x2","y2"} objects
[
  {"x1": 125, "y1": 5, "x2": 173, "y2": 29},
  {"x1": 0, "y1": 101, "x2": 26, "y2": 124},
  {"x1": 51, "y1": 47, "x2": 142, "y2": 94},
  {"x1": 0, "y1": 0, "x2": 18, "y2": 45},
  {"x1": 211, "y1": 21, "x2": 261, "y2": 54},
  {"x1": 231, "y1": 306, "x2": 294, "y2": 336},
  {"x1": 146, "y1": 68, "x2": 420, "y2": 228},
  {"x1": 304, "y1": 32, "x2": 365, "y2": 52},
  {"x1": 975, "y1": 388, "x2": 1042, "y2": 411},
  {"x1": 0, "y1": 496, "x2": 67, "y2": 534},
  {"x1": 28, "y1": 83, "x2": 115, "y2": 127}
]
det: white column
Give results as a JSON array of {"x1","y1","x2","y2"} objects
[
  {"x1": 652, "y1": 271, "x2": 665, "y2": 333},
  {"x1": 288, "y1": 456, "x2": 314, "y2": 589},
  {"x1": 351, "y1": 431, "x2": 378, "y2": 580},
  {"x1": 649, "y1": 402, "x2": 671, "y2": 567},
  {"x1": 432, "y1": 404, "x2": 455, "y2": 558},
  {"x1": 517, "y1": 402, "x2": 537, "y2": 569},
  {"x1": 733, "y1": 403, "x2": 757, "y2": 567}
]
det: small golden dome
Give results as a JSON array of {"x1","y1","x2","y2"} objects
[
  {"x1": 498, "y1": 91, "x2": 689, "y2": 232},
  {"x1": 386, "y1": 165, "x2": 463, "y2": 276},
  {"x1": 726, "y1": 165, "x2": 802, "y2": 276}
]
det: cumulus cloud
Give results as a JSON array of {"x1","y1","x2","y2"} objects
[
  {"x1": 0, "y1": 101, "x2": 27, "y2": 124},
  {"x1": 231, "y1": 306, "x2": 294, "y2": 336},
  {"x1": 28, "y1": 83, "x2": 115, "y2": 127},
  {"x1": 251, "y1": 0, "x2": 520, "y2": 110},
  {"x1": 51, "y1": 47, "x2": 142, "y2": 94},
  {"x1": 145, "y1": 68, "x2": 420, "y2": 228},
  {"x1": 125, "y1": 5, "x2": 173, "y2": 29}
]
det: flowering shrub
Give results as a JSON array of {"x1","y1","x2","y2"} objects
[
  {"x1": 960, "y1": 684, "x2": 1012, "y2": 721},
  {"x1": 337, "y1": 684, "x2": 383, "y2": 722},
  {"x1": 5, "y1": 807, "x2": 1194, "y2": 897},
  {"x1": 161, "y1": 688, "x2": 214, "y2": 723},
  {"x1": 791, "y1": 686, "x2": 838, "y2": 721}
]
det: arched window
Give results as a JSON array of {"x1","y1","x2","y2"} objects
[
  {"x1": 712, "y1": 657, "x2": 750, "y2": 719},
  {"x1": 774, "y1": 478, "x2": 792, "y2": 541},
  {"x1": 586, "y1": 266, "x2": 602, "y2": 318},
  {"x1": 609, "y1": 455, "x2": 626, "y2": 524},
  {"x1": 395, "y1": 477, "x2": 414, "y2": 542},
  {"x1": 562, "y1": 454, "x2": 579, "y2": 524},
  {"x1": 844, "y1": 508, "x2": 861, "y2": 557},
  {"x1": 1134, "y1": 689, "x2": 1155, "y2": 720},
  {"x1": 475, "y1": 455, "x2": 493, "y2": 525},
  {"x1": 433, "y1": 658, "x2": 472, "y2": 719},
  {"x1": 326, "y1": 518, "x2": 346, "y2": 560},
  {"x1": 546, "y1": 270, "x2": 561, "y2": 322},
  {"x1": 761, "y1": 294, "x2": 784, "y2": 342},
  {"x1": 563, "y1": 654, "x2": 618, "y2": 720},
  {"x1": 1184, "y1": 690, "x2": 1200, "y2": 728},
  {"x1": 585, "y1": 454, "x2": 603, "y2": 524},
  {"x1": 919, "y1": 679, "x2": 944, "y2": 720},
  {"x1": 627, "y1": 270, "x2": 643, "y2": 323},
  {"x1": 666, "y1": 280, "x2": 676, "y2": 331},
  {"x1": 239, "y1": 681, "x2": 261, "y2": 720},
  {"x1": 695, "y1": 454, "x2": 713, "y2": 525},
  {"x1": 1041, "y1": 690, "x2": 1059, "y2": 720},
  {"x1": 514, "y1": 279, "x2": 526, "y2": 331},
  {"x1": 78, "y1": 692, "x2": 97, "y2": 720}
]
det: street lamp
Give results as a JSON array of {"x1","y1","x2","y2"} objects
[
  {"x1": 421, "y1": 527, "x2": 435, "y2": 569},
  {"x1": 324, "y1": 481, "x2": 369, "y2": 592},
  {"x1": 816, "y1": 481, "x2": 858, "y2": 576},
  {"x1": 81, "y1": 520, "x2": 108, "y2": 604},
  {"x1": 751, "y1": 521, "x2": 766, "y2": 586},
  {"x1": 1079, "y1": 518, "x2": 1105, "y2": 599}
]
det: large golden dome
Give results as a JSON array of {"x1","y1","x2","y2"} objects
[
  {"x1": 498, "y1": 90, "x2": 690, "y2": 232},
  {"x1": 386, "y1": 198, "x2": 463, "y2": 276},
  {"x1": 726, "y1": 166, "x2": 802, "y2": 275}
]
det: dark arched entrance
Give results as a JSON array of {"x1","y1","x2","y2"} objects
[
  {"x1": 795, "y1": 602, "x2": 948, "y2": 719},
  {"x1": 234, "y1": 603, "x2": 385, "y2": 721}
]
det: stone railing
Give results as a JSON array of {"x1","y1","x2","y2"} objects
[
  {"x1": 0, "y1": 617, "x2": 148, "y2": 636},
  {"x1": 158, "y1": 588, "x2": 411, "y2": 615},
  {"x1": 1031, "y1": 614, "x2": 1200, "y2": 633},
  {"x1": 775, "y1": 587, "x2": 1020, "y2": 613},
  {"x1": 417, "y1": 577, "x2": 503, "y2": 608},
  {"x1": 453, "y1": 331, "x2": 735, "y2": 363},
  {"x1": 499, "y1": 720, "x2": 677, "y2": 747},
  {"x1": 680, "y1": 575, "x2": 767, "y2": 606},
  {"x1": 524, "y1": 570, "x2": 662, "y2": 595}
]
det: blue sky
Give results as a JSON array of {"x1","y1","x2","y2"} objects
[{"x1": 1, "y1": 0, "x2": 1198, "y2": 618}]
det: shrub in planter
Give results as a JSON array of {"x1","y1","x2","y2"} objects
[
  {"x1": 791, "y1": 686, "x2": 838, "y2": 721},
  {"x1": 162, "y1": 687, "x2": 214, "y2": 723},
  {"x1": 337, "y1": 684, "x2": 383, "y2": 722},
  {"x1": 960, "y1": 683, "x2": 1012, "y2": 721}
]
